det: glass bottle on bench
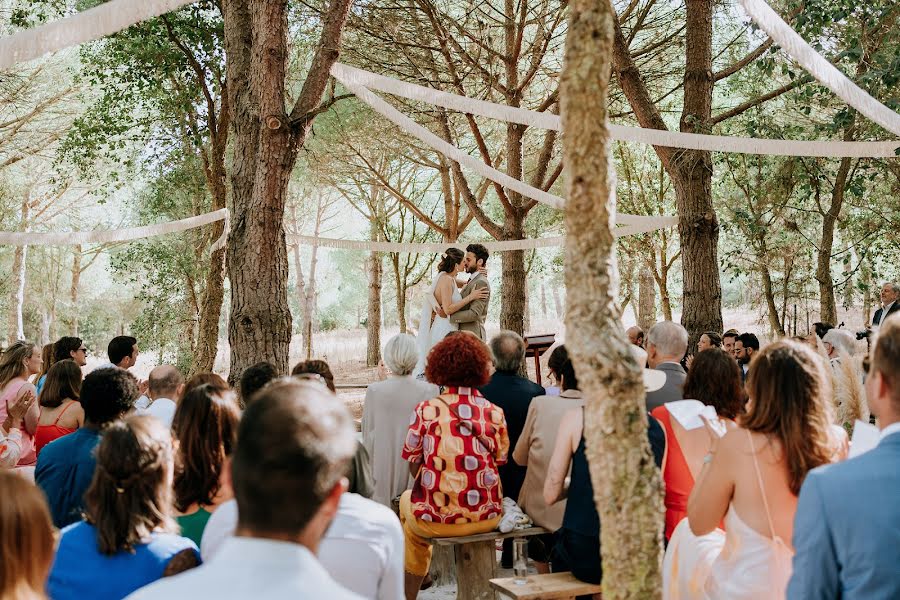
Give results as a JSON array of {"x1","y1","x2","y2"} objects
[{"x1": 513, "y1": 537, "x2": 528, "y2": 584}]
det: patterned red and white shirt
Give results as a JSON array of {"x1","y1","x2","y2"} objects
[{"x1": 402, "y1": 386, "x2": 509, "y2": 524}]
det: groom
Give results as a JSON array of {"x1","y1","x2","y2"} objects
[{"x1": 451, "y1": 244, "x2": 491, "y2": 341}]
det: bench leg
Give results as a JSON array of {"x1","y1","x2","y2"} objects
[{"x1": 454, "y1": 540, "x2": 497, "y2": 600}]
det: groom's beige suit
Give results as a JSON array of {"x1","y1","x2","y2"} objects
[{"x1": 450, "y1": 272, "x2": 490, "y2": 341}]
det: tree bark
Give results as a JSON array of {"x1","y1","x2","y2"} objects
[
  {"x1": 816, "y1": 156, "x2": 851, "y2": 326},
  {"x1": 223, "y1": 0, "x2": 352, "y2": 382},
  {"x1": 638, "y1": 265, "x2": 657, "y2": 332},
  {"x1": 366, "y1": 221, "x2": 383, "y2": 367},
  {"x1": 8, "y1": 196, "x2": 30, "y2": 344},
  {"x1": 562, "y1": 0, "x2": 663, "y2": 596},
  {"x1": 499, "y1": 219, "x2": 527, "y2": 333},
  {"x1": 70, "y1": 245, "x2": 81, "y2": 337}
]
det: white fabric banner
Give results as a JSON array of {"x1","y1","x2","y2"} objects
[
  {"x1": 739, "y1": 0, "x2": 900, "y2": 138},
  {"x1": 0, "y1": 0, "x2": 199, "y2": 70},
  {"x1": 332, "y1": 63, "x2": 900, "y2": 158},
  {"x1": 0, "y1": 208, "x2": 227, "y2": 247}
]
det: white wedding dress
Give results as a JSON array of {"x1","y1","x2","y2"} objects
[
  {"x1": 662, "y1": 431, "x2": 794, "y2": 599},
  {"x1": 414, "y1": 274, "x2": 460, "y2": 377}
]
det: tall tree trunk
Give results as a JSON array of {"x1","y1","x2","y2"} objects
[
  {"x1": 499, "y1": 218, "x2": 526, "y2": 334},
  {"x1": 223, "y1": 0, "x2": 352, "y2": 382},
  {"x1": 638, "y1": 265, "x2": 657, "y2": 332},
  {"x1": 817, "y1": 157, "x2": 851, "y2": 326},
  {"x1": 562, "y1": 0, "x2": 663, "y2": 596},
  {"x1": 391, "y1": 255, "x2": 408, "y2": 333},
  {"x1": 540, "y1": 282, "x2": 548, "y2": 318},
  {"x1": 367, "y1": 222, "x2": 383, "y2": 367},
  {"x1": 302, "y1": 201, "x2": 324, "y2": 360},
  {"x1": 70, "y1": 246, "x2": 81, "y2": 337},
  {"x1": 9, "y1": 244, "x2": 27, "y2": 344},
  {"x1": 552, "y1": 286, "x2": 563, "y2": 318}
]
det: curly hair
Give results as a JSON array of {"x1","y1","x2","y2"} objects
[
  {"x1": 425, "y1": 333, "x2": 491, "y2": 387},
  {"x1": 682, "y1": 349, "x2": 743, "y2": 419},
  {"x1": 80, "y1": 368, "x2": 139, "y2": 425}
]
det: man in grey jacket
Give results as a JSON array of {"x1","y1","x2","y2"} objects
[
  {"x1": 644, "y1": 321, "x2": 688, "y2": 411},
  {"x1": 450, "y1": 244, "x2": 491, "y2": 341}
]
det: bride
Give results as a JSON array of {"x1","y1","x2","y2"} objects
[{"x1": 415, "y1": 248, "x2": 489, "y2": 376}]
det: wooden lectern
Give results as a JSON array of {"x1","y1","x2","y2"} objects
[{"x1": 524, "y1": 333, "x2": 556, "y2": 385}]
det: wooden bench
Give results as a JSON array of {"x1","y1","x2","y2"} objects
[
  {"x1": 432, "y1": 527, "x2": 548, "y2": 600},
  {"x1": 490, "y1": 572, "x2": 603, "y2": 599}
]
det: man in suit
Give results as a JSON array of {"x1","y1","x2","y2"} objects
[
  {"x1": 872, "y1": 282, "x2": 900, "y2": 327},
  {"x1": 644, "y1": 321, "x2": 688, "y2": 411},
  {"x1": 450, "y1": 244, "x2": 491, "y2": 341},
  {"x1": 734, "y1": 332, "x2": 759, "y2": 382},
  {"x1": 787, "y1": 314, "x2": 900, "y2": 600},
  {"x1": 479, "y1": 330, "x2": 544, "y2": 567}
]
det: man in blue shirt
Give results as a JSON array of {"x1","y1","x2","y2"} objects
[{"x1": 36, "y1": 367, "x2": 139, "y2": 527}]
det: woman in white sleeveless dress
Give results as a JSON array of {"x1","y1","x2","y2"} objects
[
  {"x1": 663, "y1": 340, "x2": 848, "y2": 600},
  {"x1": 415, "y1": 248, "x2": 489, "y2": 376}
]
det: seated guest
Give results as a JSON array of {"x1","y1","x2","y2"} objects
[
  {"x1": 35, "y1": 359, "x2": 84, "y2": 455},
  {"x1": 1, "y1": 388, "x2": 35, "y2": 468},
  {"x1": 48, "y1": 416, "x2": 199, "y2": 600},
  {"x1": 238, "y1": 361, "x2": 278, "y2": 406},
  {"x1": 787, "y1": 316, "x2": 900, "y2": 599},
  {"x1": 697, "y1": 331, "x2": 722, "y2": 352},
  {"x1": 813, "y1": 322, "x2": 834, "y2": 340},
  {"x1": 513, "y1": 345, "x2": 583, "y2": 573},
  {"x1": 293, "y1": 359, "x2": 374, "y2": 499},
  {"x1": 479, "y1": 331, "x2": 544, "y2": 567},
  {"x1": 544, "y1": 403, "x2": 665, "y2": 587},
  {"x1": 36, "y1": 368, "x2": 139, "y2": 527},
  {"x1": 145, "y1": 365, "x2": 183, "y2": 428},
  {"x1": 0, "y1": 470, "x2": 55, "y2": 598},
  {"x1": 172, "y1": 384, "x2": 241, "y2": 546},
  {"x1": 182, "y1": 373, "x2": 228, "y2": 395},
  {"x1": 34, "y1": 343, "x2": 55, "y2": 397},
  {"x1": 822, "y1": 328, "x2": 856, "y2": 362},
  {"x1": 650, "y1": 349, "x2": 744, "y2": 541},
  {"x1": 130, "y1": 379, "x2": 364, "y2": 600},
  {"x1": 400, "y1": 334, "x2": 509, "y2": 599},
  {"x1": 645, "y1": 322, "x2": 689, "y2": 411},
  {"x1": 734, "y1": 332, "x2": 760, "y2": 381},
  {"x1": 663, "y1": 340, "x2": 847, "y2": 599},
  {"x1": 0, "y1": 341, "x2": 43, "y2": 467},
  {"x1": 626, "y1": 326, "x2": 644, "y2": 347},
  {"x1": 362, "y1": 333, "x2": 438, "y2": 508},
  {"x1": 722, "y1": 329, "x2": 740, "y2": 356}
]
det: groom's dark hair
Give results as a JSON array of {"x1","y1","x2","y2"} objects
[{"x1": 466, "y1": 244, "x2": 489, "y2": 266}]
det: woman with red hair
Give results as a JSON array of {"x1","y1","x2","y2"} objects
[{"x1": 399, "y1": 333, "x2": 509, "y2": 600}]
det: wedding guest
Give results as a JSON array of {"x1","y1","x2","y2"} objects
[
  {"x1": 821, "y1": 329, "x2": 856, "y2": 362},
  {"x1": 362, "y1": 333, "x2": 438, "y2": 508},
  {"x1": 0, "y1": 471, "x2": 55, "y2": 598},
  {"x1": 0, "y1": 341, "x2": 43, "y2": 466},
  {"x1": 293, "y1": 359, "x2": 374, "y2": 499},
  {"x1": 34, "y1": 343, "x2": 54, "y2": 396},
  {"x1": 663, "y1": 340, "x2": 847, "y2": 599},
  {"x1": 36, "y1": 367, "x2": 139, "y2": 527},
  {"x1": 130, "y1": 379, "x2": 363, "y2": 600},
  {"x1": 0, "y1": 388, "x2": 36, "y2": 468},
  {"x1": 650, "y1": 349, "x2": 743, "y2": 540},
  {"x1": 35, "y1": 359, "x2": 84, "y2": 455},
  {"x1": 479, "y1": 330, "x2": 544, "y2": 567},
  {"x1": 172, "y1": 383, "x2": 240, "y2": 546},
  {"x1": 645, "y1": 321, "x2": 688, "y2": 411},
  {"x1": 238, "y1": 361, "x2": 278, "y2": 406},
  {"x1": 98, "y1": 336, "x2": 151, "y2": 409},
  {"x1": 145, "y1": 365, "x2": 183, "y2": 428},
  {"x1": 36, "y1": 337, "x2": 87, "y2": 396},
  {"x1": 513, "y1": 345, "x2": 583, "y2": 573},
  {"x1": 871, "y1": 282, "x2": 900, "y2": 326},
  {"x1": 787, "y1": 316, "x2": 900, "y2": 599},
  {"x1": 734, "y1": 332, "x2": 760, "y2": 380},
  {"x1": 544, "y1": 402, "x2": 665, "y2": 587},
  {"x1": 48, "y1": 416, "x2": 199, "y2": 600},
  {"x1": 722, "y1": 329, "x2": 740, "y2": 356},
  {"x1": 697, "y1": 331, "x2": 722, "y2": 351},
  {"x1": 813, "y1": 322, "x2": 834, "y2": 340},
  {"x1": 182, "y1": 373, "x2": 228, "y2": 395},
  {"x1": 400, "y1": 334, "x2": 509, "y2": 599},
  {"x1": 626, "y1": 326, "x2": 645, "y2": 347}
]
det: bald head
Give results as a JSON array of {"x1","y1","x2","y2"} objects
[
  {"x1": 148, "y1": 365, "x2": 183, "y2": 400},
  {"x1": 626, "y1": 326, "x2": 644, "y2": 347},
  {"x1": 490, "y1": 331, "x2": 526, "y2": 373}
]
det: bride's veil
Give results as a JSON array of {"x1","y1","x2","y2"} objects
[{"x1": 414, "y1": 273, "x2": 441, "y2": 377}]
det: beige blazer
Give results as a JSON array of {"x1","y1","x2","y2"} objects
[
  {"x1": 450, "y1": 273, "x2": 490, "y2": 341},
  {"x1": 512, "y1": 390, "x2": 584, "y2": 531}
]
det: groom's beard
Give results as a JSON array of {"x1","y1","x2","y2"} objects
[{"x1": 466, "y1": 266, "x2": 478, "y2": 275}]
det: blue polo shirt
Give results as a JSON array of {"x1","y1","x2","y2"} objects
[{"x1": 35, "y1": 427, "x2": 101, "y2": 527}]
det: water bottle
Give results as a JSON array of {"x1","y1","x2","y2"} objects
[{"x1": 513, "y1": 537, "x2": 528, "y2": 585}]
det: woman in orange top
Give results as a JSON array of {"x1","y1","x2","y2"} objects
[
  {"x1": 650, "y1": 348, "x2": 744, "y2": 540},
  {"x1": 35, "y1": 360, "x2": 84, "y2": 455}
]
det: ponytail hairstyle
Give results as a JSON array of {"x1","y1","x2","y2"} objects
[
  {"x1": 742, "y1": 340, "x2": 834, "y2": 495},
  {"x1": 84, "y1": 415, "x2": 175, "y2": 555},
  {"x1": 436, "y1": 248, "x2": 465, "y2": 273}
]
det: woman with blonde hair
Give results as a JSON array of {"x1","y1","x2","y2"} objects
[
  {"x1": 0, "y1": 341, "x2": 43, "y2": 466},
  {"x1": 0, "y1": 471, "x2": 55, "y2": 599},
  {"x1": 48, "y1": 416, "x2": 199, "y2": 600},
  {"x1": 663, "y1": 340, "x2": 847, "y2": 599}
]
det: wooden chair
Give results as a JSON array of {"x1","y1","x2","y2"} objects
[{"x1": 490, "y1": 572, "x2": 603, "y2": 600}]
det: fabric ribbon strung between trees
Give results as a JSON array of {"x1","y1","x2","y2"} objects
[{"x1": 332, "y1": 63, "x2": 900, "y2": 159}]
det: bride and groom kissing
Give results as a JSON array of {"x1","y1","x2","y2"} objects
[{"x1": 416, "y1": 244, "x2": 491, "y2": 372}]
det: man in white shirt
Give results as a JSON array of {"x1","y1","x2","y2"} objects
[
  {"x1": 201, "y1": 493, "x2": 403, "y2": 600},
  {"x1": 144, "y1": 365, "x2": 183, "y2": 428},
  {"x1": 127, "y1": 379, "x2": 363, "y2": 600},
  {"x1": 872, "y1": 282, "x2": 900, "y2": 327}
]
